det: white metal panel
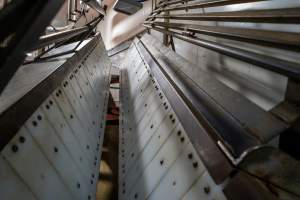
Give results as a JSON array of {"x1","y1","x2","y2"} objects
[
  {"x1": 52, "y1": 87, "x2": 96, "y2": 158},
  {"x1": 130, "y1": 77, "x2": 153, "y2": 106},
  {"x1": 121, "y1": 92, "x2": 168, "y2": 166},
  {"x1": 127, "y1": 106, "x2": 171, "y2": 162},
  {"x1": 123, "y1": 119, "x2": 179, "y2": 194},
  {"x1": 41, "y1": 95, "x2": 93, "y2": 170},
  {"x1": 147, "y1": 142, "x2": 206, "y2": 200},
  {"x1": 126, "y1": 126, "x2": 189, "y2": 200},
  {"x1": 123, "y1": 105, "x2": 171, "y2": 175},
  {"x1": 61, "y1": 78, "x2": 97, "y2": 150},
  {"x1": 135, "y1": 98, "x2": 167, "y2": 136},
  {"x1": 1, "y1": 127, "x2": 74, "y2": 200},
  {"x1": 119, "y1": 44, "x2": 227, "y2": 200},
  {"x1": 82, "y1": 63, "x2": 103, "y2": 103},
  {"x1": 130, "y1": 70, "x2": 150, "y2": 96},
  {"x1": 124, "y1": 92, "x2": 160, "y2": 142},
  {"x1": 0, "y1": 156, "x2": 37, "y2": 200},
  {"x1": 73, "y1": 69, "x2": 97, "y2": 120},
  {"x1": 76, "y1": 67, "x2": 99, "y2": 117},
  {"x1": 182, "y1": 171, "x2": 226, "y2": 200},
  {"x1": 132, "y1": 87, "x2": 159, "y2": 122},
  {"x1": 25, "y1": 108, "x2": 91, "y2": 200},
  {"x1": 0, "y1": 38, "x2": 111, "y2": 200},
  {"x1": 68, "y1": 73, "x2": 96, "y2": 136}
]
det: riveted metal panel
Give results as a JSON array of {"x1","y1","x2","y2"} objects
[
  {"x1": 182, "y1": 171, "x2": 227, "y2": 200},
  {"x1": 0, "y1": 36, "x2": 111, "y2": 200},
  {"x1": 25, "y1": 108, "x2": 91, "y2": 199},
  {"x1": 0, "y1": 156, "x2": 37, "y2": 200},
  {"x1": 52, "y1": 87, "x2": 96, "y2": 159},
  {"x1": 1, "y1": 127, "x2": 74, "y2": 200},
  {"x1": 41, "y1": 95, "x2": 94, "y2": 169},
  {"x1": 147, "y1": 143, "x2": 206, "y2": 200},
  {"x1": 119, "y1": 41, "x2": 227, "y2": 200}
]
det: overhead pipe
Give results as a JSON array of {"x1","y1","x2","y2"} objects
[{"x1": 143, "y1": 24, "x2": 300, "y2": 80}]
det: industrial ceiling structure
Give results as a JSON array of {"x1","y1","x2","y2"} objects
[{"x1": 0, "y1": 1, "x2": 299, "y2": 200}]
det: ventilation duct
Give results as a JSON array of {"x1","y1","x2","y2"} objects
[{"x1": 113, "y1": 0, "x2": 142, "y2": 15}]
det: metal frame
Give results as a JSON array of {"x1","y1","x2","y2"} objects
[
  {"x1": 153, "y1": 0, "x2": 266, "y2": 13},
  {"x1": 135, "y1": 34, "x2": 300, "y2": 199},
  {"x1": 144, "y1": 21, "x2": 300, "y2": 52},
  {"x1": 0, "y1": 0, "x2": 65, "y2": 93},
  {"x1": 145, "y1": 2, "x2": 300, "y2": 82},
  {"x1": 0, "y1": 34, "x2": 101, "y2": 151},
  {"x1": 144, "y1": 1, "x2": 300, "y2": 198},
  {"x1": 150, "y1": 8, "x2": 300, "y2": 23},
  {"x1": 29, "y1": 25, "x2": 90, "y2": 51}
]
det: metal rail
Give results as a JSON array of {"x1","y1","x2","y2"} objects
[
  {"x1": 150, "y1": 8, "x2": 300, "y2": 24},
  {"x1": 156, "y1": 0, "x2": 197, "y2": 7},
  {"x1": 30, "y1": 27, "x2": 88, "y2": 51},
  {"x1": 144, "y1": 25, "x2": 300, "y2": 80},
  {"x1": 153, "y1": 0, "x2": 266, "y2": 13},
  {"x1": 144, "y1": 21, "x2": 300, "y2": 51},
  {"x1": 31, "y1": 16, "x2": 102, "y2": 51}
]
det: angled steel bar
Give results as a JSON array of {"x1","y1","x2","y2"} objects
[
  {"x1": 30, "y1": 26, "x2": 89, "y2": 51},
  {"x1": 33, "y1": 16, "x2": 103, "y2": 62}
]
